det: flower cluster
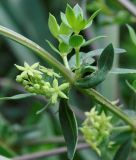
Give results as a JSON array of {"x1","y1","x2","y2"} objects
[
  {"x1": 80, "y1": 107, "x2": 112, "y2": 155},
  {"x1": 15, "y1": 62, "x2": 69, "y2": 104}
]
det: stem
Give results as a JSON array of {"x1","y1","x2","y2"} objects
[
  {"x1": 0, "y1": 26, "x2": 75, "y2": 84},
  {"x1": 112, "y1": 125, "x2": 132, "y2": 132},
  {"x1": 62, "y1": 56, "x2": 70, "y2": 70},
  {"x1": 75, "y1": 48, "x2": 80, "y2": 68},
  {"x1": 13, "y1": 143, "x2": 89, "y2": 160},
  {"x1": 82, "y1": 88, "x2": 136, "y2": 131}
]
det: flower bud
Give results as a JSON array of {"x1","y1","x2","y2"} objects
[
  {"x1": 34, "y1": 84, "x2": 40, "y2": 90},
  {"x1": 23, "y1": 80, "x2": 29, "y2": 86},
  {"x1": 27, "y1": 86, "x2": 34, "y2": 93},
  {"x1": 16, "y1": 75, "x2": 22, "y2": 82}
]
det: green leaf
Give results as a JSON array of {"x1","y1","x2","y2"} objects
[
  {"x1": 61, "y1": 12, "x2": 70, "y2": 27},
  {"x1": 69, "y1": 52, "x2": 95, "y2": 69},
  {"x1": 111, "y1": 130, "x2": 132, "y2": 146},
  {"x1": 46, "y1": 40, "x2": 60, "y2": 54},
  {"x1": 81, "y1": 36, "x2": 107, "y2": 47},
  {"x1": 98, "y1": 44, "x2": 114, "y2": 71},
  {"x1": 59, "y1": 99, "x2": 78, "y2": 160},
  {"x1": 0, "y1": 93, "x2": 36, "y2": 101},
  {"x1": 65, "y1": 4, "x2": 76, "y2": 29},
  {"x1": 59, "y1": 34, "x2": 70, "y2": 44},
  {"x1": 110, "y1": 68, "x2": 136, "y2": 74},
  {"x1": 36, "y1": 101, "x2": 51, "y2": 114},
  {"x1": 127, "y1": 24, "x2": 136, "y2": 46},
  {"x1": 59, "y1": 22, "x2": 72, "y2": 35},
  {"x1": 73, "y1": 4, "x2": 83, "y2": 18},
  {"x1": 75, "y1": 44, "x2": 114, "y2": 89},
  {"x1": 59, "y1": 42, "x2": 71, "y2": 54},
  {"x1": 113, "y1": 137, "x2": 132, "y2": 160},
  {"x1": 75, "y1": 69, "x2": 107, "y2": 89},
  {"x1": 83, "y1": 48, "x2": 126, "y2": 58},
  {"x1": 48, "y1": 13, "x2": 60, "y2": 38},
  {"x1": 85, "y1": 9, "x2": 101, "y2": 29},
  {"x1": 69, "y1": 35, "x2": 84, "y2": 48}
]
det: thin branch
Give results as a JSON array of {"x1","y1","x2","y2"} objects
[
  {"x1": 19, "y1": 136, "x2": 84, "y2": 146},
  {"x1": 117, "y1": 0, "x2": 136, "y2": 17},
  {"x1": 13, "y1": 143, "x2": 90, "y2": 160}
]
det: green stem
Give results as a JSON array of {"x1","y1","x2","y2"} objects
[
  {"x1": 62, "y1": 56, "x2": 70, "y2": 70},
  {"x1": 75, "y1": 48, "x2": 80, "y2": 68},
  {"x1": 0, "y1": 25, "x2": 136, "y2": 132},
  {"x1": 0, "y1": 25, "x2": 74, "y2": 84},
  {"x1": 112, "y1": 125, "x2": 132, "y2": 132},
  {"x1": 82, "y1": 88, "x2": 136, "y2": 131}
]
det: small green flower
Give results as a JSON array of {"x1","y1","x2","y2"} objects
[
  {"x1": 50, "y1": 79, "x2": 69, "y2": 103},
  {"x1": 15, "y1": 62, "x2": 69, "y2": 105},
  {"x1": 39, "y1": 65, "x2": 60, "y2": 78},
  {"x1": 80, "y1": 107, "x2": 112, "y2": 156},
  {"x1": 15, "y1": 62, "x2": 42, "y2": 78}
]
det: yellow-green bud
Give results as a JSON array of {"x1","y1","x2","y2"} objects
[
  {"x1": 16, "y1": 75, "x2": 22, "y2": 82},
  {"x1": 23, "y1": 80, "x2": 28, "y2": 85},
  {"x1": 27, "y1": 86, "x2": 34, "y2": 92},
  {"x1": 34, "y1": 84, "x2": 40, "y2": 90},
  {"x1": 35, "y1": 74, "x2": 42, "y2": 79},
  {"x1": 25, "y1": 85, "x2": 29, "y2": 90}
]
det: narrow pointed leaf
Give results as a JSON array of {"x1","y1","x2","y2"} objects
[
  {"x1": 61, "y1": 12, "x2": 70, "y2": 27},
  {"x1": 0, "y1": 93, "x2": 36, "y2": 101},
  {"x1": 36, "y1": 102, "x2": 50, "y2": 114},
  {"x1": 113, "y1": 137, "x2": 132, "y2": 160},
  {"x1": 69, "y1": 52, "x2": 95, "y2": 68},
  {"x1": 127, "y1": 24, "x2": 136, "y2": 46},
  {"x1": 82, "y1": 36, "x2": 107, "y2": 47},
  {"x1": 59, "y1": 22, "x2": 72, "y2": 35},
  {"x1": 59, "y1": 99, "x2": 78, "y2": 160},
  {"x1": 73, "y1": 4, "x2": 83, "y2": 18},
  {"x1": 48, "y1": 13, "x2": 60, "y2": 38},
  {"x1": 98, "y1": 44, "x2": 114, "y2": 71},
  {"x1": 84, "y1": 48, "x2": 126, "y2": 57},
  {"x1": 46, "y1": 40, "x2": 60, "y2": 54},
  {"x1": 110, "y1": 68, "x2": 136, "y2": 74},
  {"x1": 85, "y1": 9, "x2": 101, "y2": 29},
  {"x1": 66, "y1": 5, "x2": 76, "y2": 28}
]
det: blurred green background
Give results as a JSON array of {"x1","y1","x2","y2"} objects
[{"x1": 0, "y1": 0, "x2": 136, "y2": 159}]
